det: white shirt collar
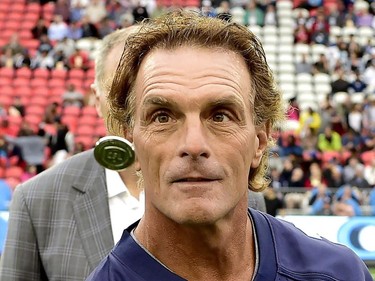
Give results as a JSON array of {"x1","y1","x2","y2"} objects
[{"x1": 106, "y1": 168, "x2": 129, "y2": 198}]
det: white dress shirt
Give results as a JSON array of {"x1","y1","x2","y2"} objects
[{"x1": 106, "y1": 169, "x2": 144, "y2": 244}]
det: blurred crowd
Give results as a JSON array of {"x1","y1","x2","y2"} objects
[{"x1": 0, "y1": 0, "x2": 375, "y2": 216}]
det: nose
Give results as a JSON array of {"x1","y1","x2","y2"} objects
[{"x1": 178, "y1": 115, "x2": 210, "y2": 160}]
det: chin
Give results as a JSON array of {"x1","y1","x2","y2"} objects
[{"x1": 168, "y1": 202, "x2": 225, "y2": 226}]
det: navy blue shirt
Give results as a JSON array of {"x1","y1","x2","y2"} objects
[{"x1": 87, "y1": 209, "x2": 372, "y2": 281}]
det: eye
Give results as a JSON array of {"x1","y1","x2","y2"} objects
[
  {"x1": 212, "y1": 112, "x2": 230, "y2": 122},
  {"x1": 153, "y1": 112, "x2": 171, "y2": 123}
]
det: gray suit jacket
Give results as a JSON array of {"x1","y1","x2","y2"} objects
[
  {"x1": 0, "y1": 150, "x2": 113, "y2": 281},
  {"x1": 0, "y1": 149, "x2": 266, "y2": 281}
]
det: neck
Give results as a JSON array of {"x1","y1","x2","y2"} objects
[
  {"x1": 134, "y1": 202, "x2": 255, "y2": 281},
  {"x1": 118, "y1": 169, "x2": 141, "y2": 199}
]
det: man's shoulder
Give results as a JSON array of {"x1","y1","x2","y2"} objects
[
  {"x1": 15, "y1": 149, "x2": 102, "y2": 195},
  {"x1": 252, "y1": 211, "x2": 370, "y2": 280}
]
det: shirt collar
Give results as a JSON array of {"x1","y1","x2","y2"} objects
[{"x1": 105, "y1": 168, "x2": 129, "y2": 198}]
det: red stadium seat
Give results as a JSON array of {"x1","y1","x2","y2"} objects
[
  {"x1": 0, "y1": 67, "x2": 14, "y2": 79},
  {"x1": 15, "y1": 67, "x2": 32, "y2": 79},
  {"x1": 26, "y1": 105, "x2": 45, "y2": 117},
  {"x1": 33, "y1": 68, "x2": 50, "y2": 79},
  {"x1": 0, "y1": 96, "x2": 12, "y2": 107},
  {"x1": 32, "y1": 87, "x2": 50, "y2": 98},
  {"x1": 94, "y1": 124, "x2": 107, "y2": 137},
  {"x1": 74, "y1": 135, "x2": 95, "y2": 150},
  {"x1": 26, "y1": 2, "x2": 41, "y2": 14},
  {"x1": 30, "y1": 78, "x2": 48, "y2": 89},
  {"x1": 13, "y1": 86, "x2": 32, "y2": 99},
  {"x1": 12, "y1": 77, "x2": 30, "y2": 88},
  {"x1": 50, "y1": 69, "x2": 68, "y2": 80},
  {"x1": 62, "y1": 106, "x2": 81, "y2": 117},
  {"x1": 76, "y1": 124, "x2": 95, "y2": 137},
  {"x1": 5, "y1": 166, "x2": 23, "y2": 180},
  {"x1": 29, "y1": 96, "x2": 48, "y2": 107},
  {"x1": 77, "y1": 115, "x2": 97, "y2": 127},
  {"x1": 0, "y1": 77, "x2": 12, "y2": 87},
  {"x1": 1, "y1": 86, "x2": 14, "y2": 97},
  {"x1": 68, "y1": 69, "x2": 85, "y2": 80},
  {"x1": 81, "y1": 106, "x2": 98, "y2": 117}
]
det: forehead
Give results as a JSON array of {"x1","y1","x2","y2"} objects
[{"x1": 135, "y1": 46, "x2": 252, "y2": 98}]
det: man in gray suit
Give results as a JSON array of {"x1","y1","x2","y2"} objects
[{"x1": 0, "y1": 27, "x2": 265, "y2": 281}]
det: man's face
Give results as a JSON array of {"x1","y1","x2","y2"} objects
[{"x1": 131, "y1": 46, "x2": 267, "y2": 225}]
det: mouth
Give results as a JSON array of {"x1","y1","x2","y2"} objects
[{"x1": 174, "y1": 177, "x2": 214, "y2": 183}]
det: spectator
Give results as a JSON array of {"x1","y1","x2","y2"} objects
[
  {"x1": 327, "y1": 2, "x2": 346, "y2": 27},
  {"x1": 1, "y1": 33, "x2": 25, "y2": 56},
  {"x1": 31, "y1": 49, "x2": 55, "y2": 70},
  {"x1": 54, "y1": 37, "x2": 76, "y2": 59},
  {"x1": 80, "y1": 15, "x2": 100, "y2": 38},
  {"x1": 20, "y1": 164, "x2": 37, "y2": 183},
  {"x1": 363, "y1": 158, "x2": 375, "y2": 186},
  {"x1": 48, "y1": 15, "x2": 69, "y2": 41},
  {"x1": 62, "y1": 83, "x2": 84, "y2": 108},
  {"x1": 0, "y1": 47, "x2": 14, "y2": 68},
  {"x1": 70, "y1": 0, "x2": 86, "y2": 22},
  {"x1": 84, "y1": 0, "x2": 107, "y2": 24},
  {"x1": 355, "y1": 7, "x2": 374, "y2": 27},
  {"x1": 263, "y1": 4, "x2": 277, "y2": 26},
  {"x1": 309, "y1": 11, "x2": 330, "y2": 45},
  {"x1": 54, "y1": 0, "x2": 71, "y2": 22},
  {"x1": 37, "y1": 34, "x2": 53, "y2": 55},
  {"x1": 349, "y1": 71, "x2": 367, "y2": 93},
  {"x1": 48, "y1": 118, "x2": 74, "y2": 165},
  {"x1": 341, "y1": 127, "x2": 363, "y2": 152},
  {"x1": 305, "y1": 162, "x2": 327, "y2": 189},
  {"x1": 118, "y1": 12, "x2": 135, "y2": 29},
  {"x1": 332, "y1": 185, "x2": 362, "y2": 216},
  {"x1": 348, "y1": 165, "x2": 372, "y2": 189},
  {"x1": 298, "y1": 107, "x2": 322, "y2": 137},
  {"x1": 67, "y1": 48, "x2": 89, "y2": 70},
  {"x1": 67, "y1": 20, "x2": 84, "y2": 40},
  {"x1": 370, "y1": 188, "x2": 375, "y2": 215},
  {"x1": 243, "y1": 0, "x2": 264, "y2": 26},
  {"x1": 318, "y1": 127, "x2": 342, "y2": 152},
  {"x1": 331, "y1": 68, "x2": 350, "y2": 93},
  {"x1": 263, "y1": 186, "x2": 284, "y2": 216},
  {"x1": 98, "y1": 17, "x2": 115, "y2": 39},
  {"x1": 347, "y1": 104, "x2": 363, "y2": 133},
  {"x1": 362, "y1": 59, "x2": 375, "y2": 92},
  {"x1": 343, "y1": 156, "x2": 365, "y2": 183},
  {"x1": 31, "y1": 18, "x2": 49, "y2": 40},
  {"x1": 295, "y1": 53, "x2": 312, "y2": 74},
  {"x1": 132, "y1": 1, "x2": 150, "y2": 23},
  {"x1": 8, "y1": 96, "x2": 25, "y2": 117},
  {"x1": 312, "y1": 53, "x2": 330, "y2": 74},
  {"x1": 43, "y1": 102, "x2": 61, "y2": 124},
  {"x1": 309, "y1": 183, "x2": 333, "y2": 215}
]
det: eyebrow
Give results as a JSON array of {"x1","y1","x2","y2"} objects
[
  {"x1": 142, "y1": 96, "x2": 179, "y2": 108},
  {"x1": 143, "y1": 94, "x2": 246, "y2": 109}
]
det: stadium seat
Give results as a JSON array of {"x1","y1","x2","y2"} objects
[
  {"x1": 29, "y1": 96, "x2": 49, "y2": 107},
  {"x1": 0, "y1": 95, "x2": 12, "y2": 107},
  {"x1": 78, "y1": 115, "x2": 97, "y2": 127},
  {"x1": 1, "y1": 86, "x2": 14, "y2": 97},
  {"x1": 81, "y1": 106, "x2": 98, "y2": 117},
  {"x1": 32, "y1": 87, "x2": 50, "y2": 98},
  {"x1": 30, "y1": 78, "x2": 48, "y2": 89},
  {"x1": 74, "y1": 135, "x2": 95, "y2": 150},
  {"x1": 26, "y1": 105, "x2": 45, "y2": 117},
  {"x1": 0, "y1": 77, "x2": 12, "y2": 87},
  {"x1": 76, "y1": 124, "x2": 95, "y2": 137},
  {"x1": 62, "y1": 106, "x2": 81, "y2": 117},
  {"x1": 5, "y1": 166, "x2": 23, "y2": 180},
  {"x1": 33, "y1": 68, "x2": 50, "y2": 79},
  {"x1": 68, "y1": 69, "x2": 85, "y2": 80},
  {"x1": 0, "y1": 67, "x2": 14, "y2": 79},
  {"x1": 15, "y1": 67, "x2": 32, "y2": 79}
]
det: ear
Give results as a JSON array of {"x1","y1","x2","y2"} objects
[
  {"x1": 251, "y1": 122, "x2": 270, "y2": 168},
  {"x1": 91, "y1": 83, "x2": 103, "y2": 118}
]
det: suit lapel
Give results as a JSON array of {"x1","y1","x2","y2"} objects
[{"x1": 72, "y1": 152, "x2": 114, "y2": 270}]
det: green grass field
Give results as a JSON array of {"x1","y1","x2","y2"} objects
[{"x1": 370, "y1": 267, "x2": 375, "y2": 279}]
